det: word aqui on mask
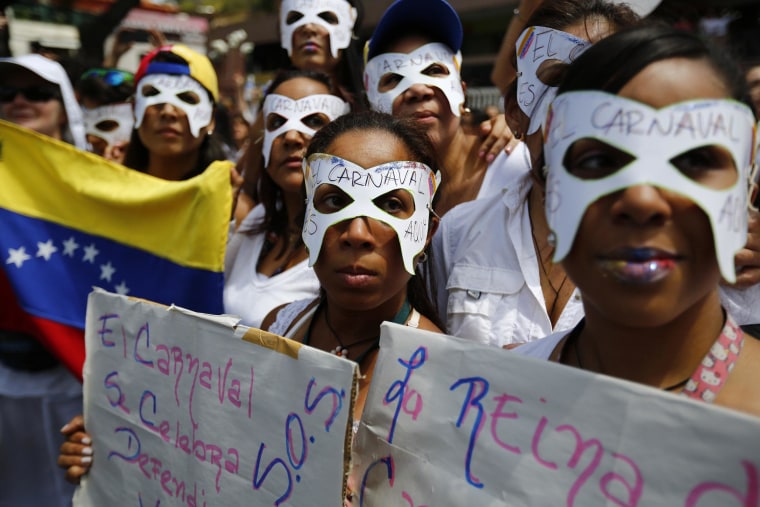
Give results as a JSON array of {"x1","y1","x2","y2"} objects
[
  {"x1": 280, "y1": 0, "x2": 357, "y2": 58},
  {"x1": 302, "y1": 153, "x2": 438, "y2": 274},
  {"x1": 543, "y1": 90, "x2": 757, "y2": 283},
  {"x1": 134, "y1": 74, "x2": 213, "y2": 138},
  {"x1": 83, "y1": 103, "x2": 134, "y2": 147},
  {"x1": 262, "y1": 93, "x2": 350, "y2": 166},
  {"x1": 516, "y1": 26, "x2": 591, "y2": 135},
  {"x1": 364, "y1": 42, "x2": 464, "y2": 117}
]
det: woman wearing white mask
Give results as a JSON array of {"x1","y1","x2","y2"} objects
[
  {"x1": 516, "y1": 23, "x2": 760, "y2": 417},
  {"x1": 224, "y1": 68, "x2": 350, "y2": 329},
  {"x1": 364, "y1": 0, "x2": 525, "y2": 216}
]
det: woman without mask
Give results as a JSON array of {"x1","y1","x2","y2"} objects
[
  {"x1": 516, "y1": 24, "x2": 760, "y2": 417},
  {"x1": 224, "y1": 68, "x2": 350, "y2": 329},
  {"x1": 0, "y1": 52, "x2": 87, "y2": 507}
]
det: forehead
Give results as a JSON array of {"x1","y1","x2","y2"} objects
[
  {"x1": 326, "y1": 129, "x2": 413, "y2": 168},
  {"x1": 385, "y1": 34, "x2": 433, "y2": 55},
  {"x1": 619, "y1": 58, "x2": 730, "y2": 108},
  {"x1": 270, "y1": 77, "x2": 331, "y2": 101}
]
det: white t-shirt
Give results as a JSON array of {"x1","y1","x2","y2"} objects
[
  {"x1": 430, "y1": 168, "x2": 584, "y2": 347},
  {"x1": 224, "y1": 205, "x2": 321, "y2": 329}
]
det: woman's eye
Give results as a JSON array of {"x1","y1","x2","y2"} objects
[
  {"x1": 373, "y1": 191, "x2": 414, "y2": 218},
  {"x1": 315, "y1": 186, "x2": 352, "y2": 213},
  {"x1": 141, "y1": 84, "x2": 159, "y2": 97},
  {"x1": 378, "y1": 73, "x2": 402, "y2": 92},
  {"x1": 422, "y1": 63, "x2": 449, "y2": 77},
  {"x1": 302, "y1": 113, "x2": 329, "y2": 129},
  {"x1": 564, "y1": 140, "x2": 633, "y2": 180},
  {"x1": 286, "y1": 11, "x2": 303, "y2": 25},
  {"x1": 670, "y1": 146, "x2": 737, "y2": 189},
  {"x1": 318, "y1": 11, "x2": 339, "y2": 24},
  {"x1": 177, "y1": 91, "x2": 200, "y2": 105},
  {"x1": 266, "y1": 114, "x2": 286, "y2": 131}
]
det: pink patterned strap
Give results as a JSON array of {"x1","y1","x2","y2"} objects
[{"x1": 681, "y1": 314, "x2": 744, "y2": 403}]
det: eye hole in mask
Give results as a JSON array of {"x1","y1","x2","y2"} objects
[
  {"x1": 266, "y1": 112, "x2": 331, "y2": 132},
  {"x1": 314, "y1": 185, "x2": 417, "y2": 219},
  {"x1": 314, "y1": 185, "x2": 354, "y2": 214},
  {"x1": 670, "y1": 145, "x2": 738, "y2": 190},
  {"x1": 141, "y1": 84, "x2": 160, "y2": 98},
  {"x1": 564, "y1": 138, "x2": 738, "y2": 191},
  {"x1": 266, "y1": 113, "x2": 287, "y2": 131},
  {"x1": 286, "y1": 11, "x2": 303, "y2": 24},
  {"x1": 377, "y1": 62, "x2": 452, "y2": 94},
  {"x1": 564, "y1": 138, "x2": 635, "y2": 180},
  {"x1": 176, "y1": 90, "x2": 201, "y2": 105},
  {"x1": 536, "y1": 59, "x2": 569, "y2": 87},
  {"x1": 378, "y1": 73, "x2": 403, "y2": 93},
  {"x1": 372, "y1": 189, "x2": 416, "y2": 219},
  {"x1": 94, "y1": 119, "x2": 120, "y2": 132},
  {"x1": 319, "y1": 10, "x2": 339, "y2": 24}
]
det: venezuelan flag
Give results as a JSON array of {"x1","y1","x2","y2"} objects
[{"x1": 0, "y1": 120, "x2": 232, "y2": 380}]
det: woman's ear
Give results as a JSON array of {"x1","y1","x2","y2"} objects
[{"x1": 425, "y1": 213, "x2": 440, "y2": 249}]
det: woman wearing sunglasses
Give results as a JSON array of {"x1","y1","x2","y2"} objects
[
  {"x1": 0, "y1": 53, "x2": 86, "y2": 148},
  {"x1": 0, "y1": 53, "x2": 87, "y2": 506}
]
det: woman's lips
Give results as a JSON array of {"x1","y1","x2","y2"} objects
[
  {"x1": 336, "y1": 266, "x2": 378, "y2": 288},
  {"x1": 597, "y1": 247, "x2": 681, "y2": 284},
  {"x1": 300, "y1": 41, "x2": 321, "y2": 53}
]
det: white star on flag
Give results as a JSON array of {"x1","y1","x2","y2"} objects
[
  {"x1": 114, "y1": 281, "x2": 130, "y2": 295},
  {"x1": 6, "y1": 247, "x2": 31, "y2": 268},
  {"x1": 82, "y1": 244, "x2": 99, "y2": 263},
  {"x1": 36, "y1": 240, "x2": 58, "y2": 261},
  {"x1": 100, "y1": 262, "x2": 116, "y2": 282},
  {"x1": 62, "y1": 237, "x2": 79, "y2": 257}
]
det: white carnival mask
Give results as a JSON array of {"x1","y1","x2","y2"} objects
[
  {"x1": 262, "y1": 93, "x2": 350, "y2": 167},
  {"x1": 280, "y1": 0, "x2": 357, "y2": 59},
  {"x1": 83, "y1": 102, "x2": 134, "y2": 147},
  {"x1": 302, "y1": 153, "x2": 438, "y2": 274},
  {"x1": 134, "y1": 74, "x2": 213, "y2": 138},
  {"x1": 364, "y1": 42, "x2": 465, "y2": 117},
  {"x1": 515, "y1": 26, "x2": 591, "y2": 135},
  {"x1": 544, "y1": 91, "x2": 757, "y2": 283}
]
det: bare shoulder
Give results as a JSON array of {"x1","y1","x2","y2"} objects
[{"x1": 415, "y1": 315, "x2": 443, "y2": 334}]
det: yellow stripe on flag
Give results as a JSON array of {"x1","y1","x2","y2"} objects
[{"x1": 0, "y1": 120, "x2": 232, "y2": 271}]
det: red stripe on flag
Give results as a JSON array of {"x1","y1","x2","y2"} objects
[{"x1": 0, "y1": 269, "x2": 84, "y2": 381}]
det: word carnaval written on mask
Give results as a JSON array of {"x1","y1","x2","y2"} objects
[
  {"x1": 81, "y1": 296, "x2": 353, "y2": 507},
  {"x1": 376, "y1": 47, "x2": 455, "y2": 74},
  {"x1": 311, "y1": 159, "x2": 431, "y2": 195},
  {"x1": 354, "y1": 325, "x2": 760, "y2": 507},
  {"x1": 268, "y1": 95, "x2": 346, "y2": 117},
  {"x1": 580, "y1": 102, "x2": 741, "y2": 142}
]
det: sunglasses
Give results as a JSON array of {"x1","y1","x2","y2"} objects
[
  {"x1": 80, "y1": 68, "x2": 135, "y2": 87},
  {"x1": 0, "y1": 85, "x2": 61, "y2": 103}
]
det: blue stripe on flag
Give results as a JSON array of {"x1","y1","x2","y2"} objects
[{"x1": 1, "y1": 208, "x2": 224, "y2": 328}]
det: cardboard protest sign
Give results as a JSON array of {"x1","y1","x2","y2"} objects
[
  {"x1": 75, "y1": 289, "x2": 357, "y2": 506},
  {"x1": 353, "y1": 323, "x2": 760, "y2": 506}
]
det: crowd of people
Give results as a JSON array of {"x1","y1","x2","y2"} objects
[{"x1": 1, "y1": 0, "x2": 759, "y2": 505}]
